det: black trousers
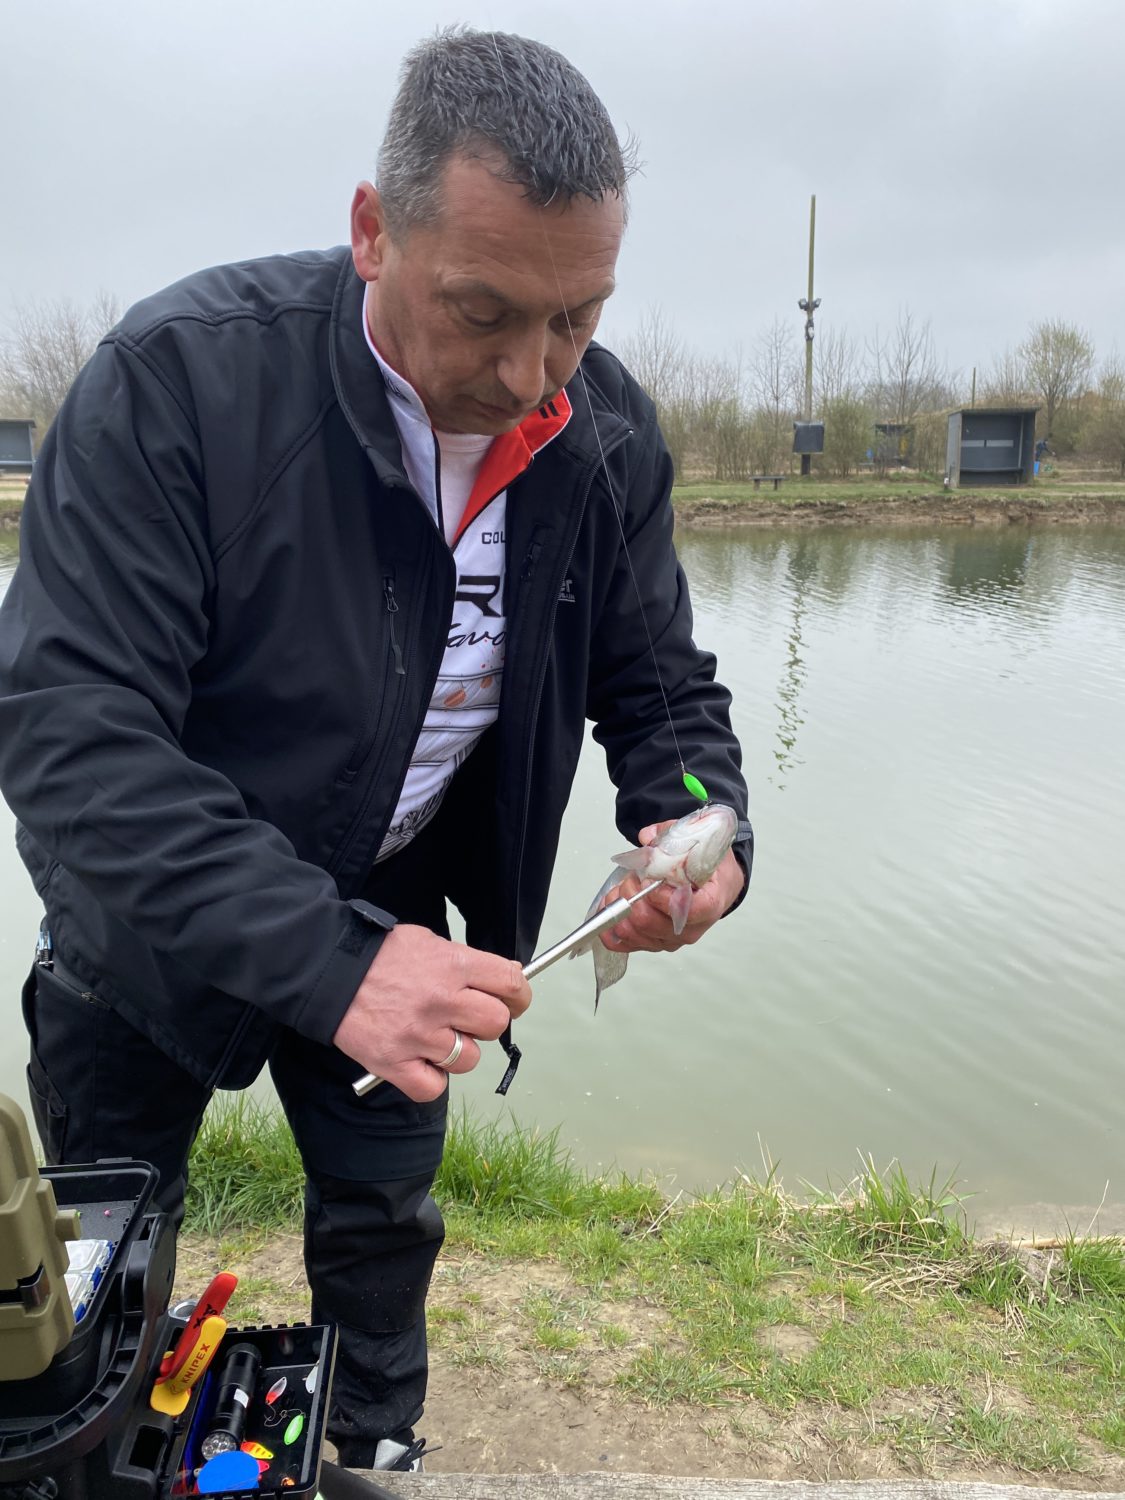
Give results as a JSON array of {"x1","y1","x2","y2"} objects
[{"x1": 22, "y1": 823, "x2": 455, "y2": 1469}]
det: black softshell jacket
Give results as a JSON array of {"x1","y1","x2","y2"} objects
[{"x1": 0, "y1": 248, "x2": 752, "y2": 1088}]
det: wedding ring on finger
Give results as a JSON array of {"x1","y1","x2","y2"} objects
[{"x1": 438, "y1": 1030, "x2": 465, "y2": 1070}]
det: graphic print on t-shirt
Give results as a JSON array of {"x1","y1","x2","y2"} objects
[{"x1": 377, "y1": 507, "x2": 508, "y2": 861}]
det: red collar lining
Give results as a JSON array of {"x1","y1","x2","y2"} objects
[{"x1": 452, "y1": 391, "x2": 572, "y2": 546}]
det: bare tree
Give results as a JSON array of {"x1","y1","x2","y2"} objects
[
  {"x1": 750, "y1": 318, "x2": 800, "y2": 416},
  {"x1": 1019, "y1": 319, "x2": 1095, "y2": 438},
  {"x1": 749, "y1": 318, "x2": 801, "y2": 472},
  {"x1": 690, "y1": 353, "x2": 751, "y2": 482},
  {"x1": 617, "y1": 305, "x2": 696, "y2": 476},
  {"x1": 617, "y1": 305, "x2": 686, "y2": 412},
  {"x1": 980, "y1": 346, "x2": 1030, "y2": 406},
  {"x1": 867, "y1": 310, "x2": 950, "y2": 424},
  {"x1": 814, "y1": 324, "x2": 865, "y2": 409},
  {"x1": 0, "y1": 293, "x2": 121, "y2": 436},
  {"x1": 1085, "y1": 357, "x2": 1125, "y2": 475}
]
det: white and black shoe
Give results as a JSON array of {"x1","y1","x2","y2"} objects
[{"x1": 372, "y1": 1435, "x2": 428, "y2": 1472}]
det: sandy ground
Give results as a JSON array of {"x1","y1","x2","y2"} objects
[{"x1": 175, "y1": 1233, "x2": 1125, "y2": 1490}]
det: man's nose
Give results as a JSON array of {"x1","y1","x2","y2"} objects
[{"x1": 496, "y1": 329, "x2": 551, "y2": 409}]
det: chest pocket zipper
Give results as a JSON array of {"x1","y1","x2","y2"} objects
[{"x1": 337, "y1": 575, "x2": 408, "y2": 784}]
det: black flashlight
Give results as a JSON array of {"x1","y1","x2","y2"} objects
[{"x1": 200, "y1": 1342, "x2": 262, "y2": 1461}]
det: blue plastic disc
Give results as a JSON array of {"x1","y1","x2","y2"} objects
[{"x1": 197, "y1": 1447, "x2": 261, "y2": 1492}]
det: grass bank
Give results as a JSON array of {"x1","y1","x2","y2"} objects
[
  {"x1": 6, "y1": 473, "x2": 1125, "y2": 534},
  {"x1": 671, "y1": 474, "x2": 1125, "y2": 527},
  {"x1": 0, "y1": 476, "x2": 25, "y2": 530},
  {"x1": 182, "y1": 1098, "x2": 1125, "y2": 1482}
]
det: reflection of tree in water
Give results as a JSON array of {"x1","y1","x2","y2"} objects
[
  {"x1": 772, "y1": 540, "x2": 818, "y2": 786},
  {"x1": 944, "y1": 531, "x2": 1032, "y2": 605}
]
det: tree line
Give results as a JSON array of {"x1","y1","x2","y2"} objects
[
  {"x1": 3, "y1": 294, "x2": 1124, "y2": 480},
  {"x1": 616, "y1": 309, "x2": 1124, "y2": 479},
  {"x1": 0, "y1": 295, "x2": 120, "y2": 442}
]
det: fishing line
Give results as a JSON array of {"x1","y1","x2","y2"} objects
[{"x1": 487, "y1": 35, "x2": 709, "y2": 806}]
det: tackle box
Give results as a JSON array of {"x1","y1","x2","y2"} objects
[
  {"x1": 0, "y1": 1096, "x2": 337, "y2": 1499},
  {"x1": 165, "y1": 1322, "x2": 336, "y2": 1498}
]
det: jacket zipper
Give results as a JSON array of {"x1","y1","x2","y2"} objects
[
  {"x1": 384, "y1": 576, "x2": 406, "y2": 676},
  {"x1": 328, "y1": 550, "x2": 452, "y2": 883},
  {"x1": 431, "y1": 431, "x2": 445, "y2": 540},
  {"x1": 337, "y1": 574, "x2": 404, "y2": 786}
]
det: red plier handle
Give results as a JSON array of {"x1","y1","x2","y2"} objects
[{"x1": 159, "y1": 1270, "x2": 238, "y2": 1380}]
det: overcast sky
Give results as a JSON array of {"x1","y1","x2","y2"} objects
[{"x1": 5, "y1": 0, "x2": 1123, "y2": 387}]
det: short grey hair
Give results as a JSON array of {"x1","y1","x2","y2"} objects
[{"x1": 377, "y1": 28, "x2": 637, "y2": 236}]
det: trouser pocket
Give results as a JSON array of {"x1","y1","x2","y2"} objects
[
  {"x1": 21, "y1": 964, "x2": 68, "y2": 1163},
  {"x1": 18, "y1": 954, "x2": 209, "y2": 1217}
]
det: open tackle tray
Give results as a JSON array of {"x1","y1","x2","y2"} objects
[{"x1": 1, "y1": 1091, "x2": 337, "y2": 1499}]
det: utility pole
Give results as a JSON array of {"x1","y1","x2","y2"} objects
[{"x1": 797, "y1": 194, "x2": 820, "y2": 477}]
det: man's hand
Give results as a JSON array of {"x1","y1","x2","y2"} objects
[
  {"x1": 333, "y1": 925, "x2": 532, "y2": 1102},
  {"x1": 598, "y1": 819, "x2": 744, "y2": 956}
]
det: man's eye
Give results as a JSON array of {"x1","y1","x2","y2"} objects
[
  {"x1": 459, "y1": 308, "x2": 504, "y2": 330},
  {"x1": 554, "y1": 312, "x2": 597, "y2": 335}
]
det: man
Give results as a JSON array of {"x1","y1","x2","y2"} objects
[{"x1": 0, "y1": 29, "x2": 752, "y2": 1473}]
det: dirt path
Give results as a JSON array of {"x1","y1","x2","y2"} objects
[{"x1": 176, "y1": 1234, "x2": 1125, "y2": 1489}]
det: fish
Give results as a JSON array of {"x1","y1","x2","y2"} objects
[{"x1": 573, "y1": 802, "x2": 739, "y2": 1008}]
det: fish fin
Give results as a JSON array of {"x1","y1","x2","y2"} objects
[
  {"x1": 668, "y1": 882, "x2": 694, "y2": 936},
  {"x1": 589, "y1": 870, "x2": 621, "y2": 915},
  {"x1": 572, "y1": 871, "x2": 621, "y2": 958},
  {"x1": 593, "y1": 945, "x2": 628, "y2": 1010},
  {"x1": 611, "y1": 848, "x2": 651, "y2": 873}
]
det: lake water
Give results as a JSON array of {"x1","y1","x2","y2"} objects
[{"x1": 2, "y1": 522, "x2": 1124, "y2": 1236}]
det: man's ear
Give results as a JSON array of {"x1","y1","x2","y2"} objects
[{"x1": 350, "y1": 181, "x2": 388, "y2": 283}]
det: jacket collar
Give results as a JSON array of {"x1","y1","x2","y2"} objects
[
  {"x1": 330, "y1": 252, "x2": 407, "y2": 486},
  {"x1": 328, "y1": 252, "x2": 629, "y2": 486}
]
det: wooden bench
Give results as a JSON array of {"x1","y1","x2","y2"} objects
[{"x1": 750, "y1": 474, "x2": 786, "y2": 492}]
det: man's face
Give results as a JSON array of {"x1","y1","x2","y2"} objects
[{"x1": 351, "y1": 154, "x2": 624, "y2": 435}]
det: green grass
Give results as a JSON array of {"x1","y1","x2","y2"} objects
[
  {"x1": 522, "y1": 1290, "x2": 587, "y2": 1351},
  {"x1": 7, "y1": 472, "x2": 1124, "y2": 536},
  {"x1": 670, "y1": 475, "x2": 1125, "y2": 509},
  {"x1": 0, "y1": 474, "x2": 26, "y2": 530},
  {"x1": 183, "y1": 1097, "x2": 663, "y2": 1245},
  {"x1": 184, "y1": 1093, "x2": 304, "y2": 1233},
  {"x1": 617, "y1": 1346, "x2": 732, "y2": 1406},
  {"x1": 184, "y1": 1097, "x2": 1125, "y2": 1477},
  {"x1": 437, "y1": 1109, "x2": 663, "y2": 1229}
]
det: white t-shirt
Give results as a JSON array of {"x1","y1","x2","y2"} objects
[{"x1": 363, "y1": 294, "x2": 570, "y2": 860}]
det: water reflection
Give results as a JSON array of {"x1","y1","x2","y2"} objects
[
  {"x1": 943, "y1": 531, "x2": 1032, "y2": 606},
  {"x1": 685, "y1": 523, "x2": 1125, "y2": 630},
  {"x1": 772, "y1": 541, "x2": 817, "y2": 785}
]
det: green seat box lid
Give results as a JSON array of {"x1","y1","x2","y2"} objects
[{"x1": 0, "y1": 1093, "x2": 80, "y2": 1380}]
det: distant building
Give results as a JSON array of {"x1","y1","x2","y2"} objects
[
  {"x1": 874, "y1": 422, "x2": 913, "y2": 468},
  {"x1": 0, "y1": 419, "x2": 36, "y2": 472},
  {"x1": 945, "y1": 408, "x2": 1037, "y2": 488}
]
